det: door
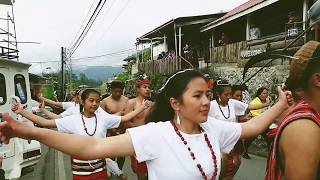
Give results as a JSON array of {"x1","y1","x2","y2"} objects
[{"x1": 0, "y1": 67, "x2": 15, "y2": 158}]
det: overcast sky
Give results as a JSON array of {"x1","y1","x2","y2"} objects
[{"x1": 2, "y1": 0, "x2": 247, "y2": 73}]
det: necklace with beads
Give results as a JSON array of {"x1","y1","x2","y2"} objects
[
  {"x1": 81, "y1": 113, "x2": 97, "y2": 136},
  {"x1": 218, "y1": 102, "x2": 230, "y2": 119},
  {"x1": 170, "y1": 121, "x2": 218, "y2": 180}
]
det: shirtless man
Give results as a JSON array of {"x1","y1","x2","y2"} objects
[
  {"x1": 100, "y1": 80, "x2": 128, "y2": 179},
  {"x1": 125, "y1": 79, "x2": 153, "y2": 180},
  {"x1": 100, "y1": 80, "x2": 128, "y2": 116},
  {"x1": 266, "y1": 41, "x2": 320, "y2": 180}
]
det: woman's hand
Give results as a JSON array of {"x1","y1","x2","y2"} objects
[
  {"x1": 37, "y1": 93, "x2": 44, "y2": 101},
  {"x1": 0, "y1": 113, "x2": 32, "y2": 144},
  {"x1": 39, "y1": 101, "x2": 45, "y2": 109},
  {"x1": 11, "y1": 102, "x2": 23, "y2": 114},
  {"x1": 276, "y1": 86, "x2": 294, "y2": 109}
]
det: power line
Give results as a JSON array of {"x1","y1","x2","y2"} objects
[
  {"x1": 69, "y1": 0, "x2": 108, "y2": 56},
  {"x1": 24, "y1": 47, "x2": 135, "y2": 64},
  {"x1": 71, "y1": 48, "x2": 134, "y2": 60},
  {"x1": 69, "y1": 0, "x2": 105, "y2": 51},
  {"x1": 68, "y1": 0, "x2": 98, "y2": 48},
  {"x1": 99, "y1": 0, "x2": 131, "y2": 41}
]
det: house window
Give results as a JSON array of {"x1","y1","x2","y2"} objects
[
  {"x1": 0, "y1": 73, "x2": 6, "y2": 105},
  {"x1": 14, "y1": 74, "x2": 28, "y2": 104}
]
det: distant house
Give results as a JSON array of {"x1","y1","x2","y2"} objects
[
  {"x1": 136, "y1": 13, "x2": 225, "y2": 74},
  {"x1": 200, "y1": 0, "x2": 316, "y2": 65},
  {"x1": 122, "y1": 54, "x2": 138, "y2": 79}
]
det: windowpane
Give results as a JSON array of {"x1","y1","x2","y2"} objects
[
  {"x1": 0, "y1": 73, "x2": 6, "y2": 105},
  {"x1": 14, "y1": 74, "x2": 28, "y2": 104}
]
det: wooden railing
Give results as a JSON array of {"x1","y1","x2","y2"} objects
[
  {"x1": 212, "y1": 34, "x2": 304, "y2": 64},
  {"x1": 138, "y1": 57, "x2": 183, "y2": 75},
  {"x1": 212, "y1": 41, "x2": 247, "y2": 63}
]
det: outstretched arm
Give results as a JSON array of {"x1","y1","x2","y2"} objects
[
  {"x1": 12, "y1": 103, "x2": 57, "y2": 128},
  {"x1": 38, "y1": 93, "x2": 63, "y2": 109},
  {"x1": 120, "y1": 99, "x2": 151, "y2": 123},
  {"x1": 247, "y1": 102, "x2": 269, "y2": 111},
  {"x1": 240, "y1": 86, "x2": 293, "y2": 139},
  {"x1": 39, "y1": 101, "x2": 61, "y2": 119},
  {"x1": 41, "y1": 108, "x2": 61, "y2": 119},
  {"x1": 0, "y1": 113, "x2": 135, "y2": 160}
]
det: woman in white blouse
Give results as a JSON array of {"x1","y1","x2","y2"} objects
[{"x1": 0, "y1": 69, "x2": 293, "y2": 180}]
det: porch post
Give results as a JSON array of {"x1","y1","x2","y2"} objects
[
  {"x1": 174, "y1": 23, "x2": 178, "y2": 58},
  {"x1": 209, "y1": 29, "x2": 214, "y2": 64},
  {"x1": 164, "y1": 34, "x2": 168, "y2": 52},
  {"x1": 141, "y1": 44, "x2": 144, "y2": 62},
  {"x1": 135, "y1": 43, "x2": 138, "y2": 64},
  {"x1": 246, "y1": 15, "x2": 251, "y2": 41},
  {"x1": 150, "y1": 39, "x2": 153, "y2": 61},
  {"x1": 179, "y1": 26, "x2": 182, "y2": 57}
]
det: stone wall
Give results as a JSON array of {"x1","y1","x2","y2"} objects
[{"x1": 207, "y1": 63, "x2": 290, "y2": 100}]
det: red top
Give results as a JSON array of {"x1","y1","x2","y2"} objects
[{"x1": 265, "y1": 100, "x2": 320, "y2": 180}]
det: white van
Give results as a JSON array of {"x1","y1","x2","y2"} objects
[{"x1": 0, "y1": 58, "x2": 41, "y2": 179}]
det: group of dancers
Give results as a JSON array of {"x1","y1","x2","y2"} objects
[{"x1": 0, "y1": 41, "x2": 319, "y2": 180}]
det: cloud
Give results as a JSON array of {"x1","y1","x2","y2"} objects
[{"x1": 7, "y1": 0, "x2": 247, "y2": 73}]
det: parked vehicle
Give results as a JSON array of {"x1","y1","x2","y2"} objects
[{"x1": 0, "y1": 58, "x2": 41, "y2": 179}]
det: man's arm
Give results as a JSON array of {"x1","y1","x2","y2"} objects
[
  {"x1": 123, "y1": 99, "x2": 135, "y2": 128},
  {"x1": 279, "y1": 120, "x2": 320, "y2": 180}
]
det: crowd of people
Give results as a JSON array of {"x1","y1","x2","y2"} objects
[{"x1": 0, "y1": 40, "x2": 319, "y2": 180}]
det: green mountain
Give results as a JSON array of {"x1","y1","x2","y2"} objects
[{"x1": 73, "y1": 66, "x2": 123, "y2": 81}]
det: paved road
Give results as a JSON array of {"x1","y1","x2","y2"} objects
[
  {"x1": 234, "y1": 155, "x2": 267, "y2": 180},
  {"x1": 19, "y1": 145, "x2": 267, "y2": 180}
]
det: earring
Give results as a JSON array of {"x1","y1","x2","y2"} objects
[{"x1": 177, "y1": 114, "x2": 181, "y2": 125}]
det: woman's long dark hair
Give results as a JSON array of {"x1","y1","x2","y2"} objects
[
  {"x1": 146, "y1": 69, "x2": 205, "y2": 123},
  {"x1": 255, "y1": 87, "x2": 268, "y2": 99}
]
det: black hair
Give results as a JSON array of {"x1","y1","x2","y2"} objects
[
  {"x1": 146, "y1": 69, "x2": 204, "y2": 123},
  {"x1": 213, "y1": 79, "x2": 231, "y2": 100},
  {"x1": 110, "y1": 80, "x2": 124, "y2": 90},
  {"x1": 255, "y1": 87, "x2": 268, "y2": 98},
  {"x1": 231, "y1": 84, "x2": 248, "y2": 95},
  {"x1": 231, "y1": 85, "x2": 242, "y2": 95},
  {"x1": 80, "y1": 89, "x2": 101, "y2": 113}
]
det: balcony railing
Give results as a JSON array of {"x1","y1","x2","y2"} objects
[
  {"x1": 212, "y1": 41, "x2": 247, "y2": 63},
  {"x1": 138, "y1": 57, "x2": 182, "y2": 75}
]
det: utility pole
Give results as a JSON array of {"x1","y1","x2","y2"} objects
[{"x1": 61, "y1": 47, "x2": 66, "y2": 101}]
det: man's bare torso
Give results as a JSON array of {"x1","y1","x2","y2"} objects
[
  {"x1": 125, "y1": 97, "x2": 152, "y2": 128},
  {"x1": 101, "y1": 95, "x2": 128, "y2": 115}
]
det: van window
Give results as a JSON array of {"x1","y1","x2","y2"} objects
[
  {"x1": 0, "y1": 73, "x2": 6, "y2": 105},
  {"x1": 14, "y1": 74, "x2": 28, "y2": 104}
]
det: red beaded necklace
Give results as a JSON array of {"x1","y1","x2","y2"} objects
[{"x1": 170, "y1": 121, "x2": 218, "y2": 180}]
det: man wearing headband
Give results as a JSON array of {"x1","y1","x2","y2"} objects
[
  {"x1": 266, "y1": 41, "x2": 320, "y2": 180},
  {"x1": 125, "y1": 78, "x2": 153, "y2": 180}
]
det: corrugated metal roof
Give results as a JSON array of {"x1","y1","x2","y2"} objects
[
  {"x1": 215, "y1": 0, "x2": 264, "y2": 23},
  {"x1": 137, "y1": 13, "x2": 225, "y2": 41},
  {"x1": 201, "y1": 0, "x2": 281, "y2": 32}
]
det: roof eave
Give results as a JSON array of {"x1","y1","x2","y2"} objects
[{"x1": 201, "y1": 0, "x2": 279, "y2": 32}]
